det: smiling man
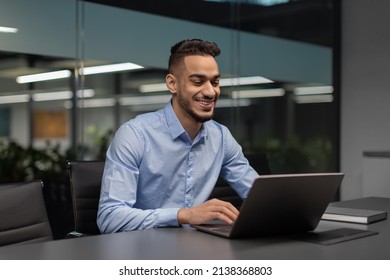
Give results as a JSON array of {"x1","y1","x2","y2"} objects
[{"x1": 97, "y1": 39, "x2": 259, "y2": 233}]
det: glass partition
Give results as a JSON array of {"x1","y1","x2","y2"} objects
[
  {"x1": 78, "y1": 0, "x2": 338, "y2": 173},
  {"x1": 0, "y1": 0, "x2": 339, "y2": 238},
  {"x1": 0, "y1": 0, "x2": 338, "y2": 177}
]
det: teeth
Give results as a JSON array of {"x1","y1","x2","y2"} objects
[{"x1": 198, "y1": 100, "x2": 213, "y2": 105}]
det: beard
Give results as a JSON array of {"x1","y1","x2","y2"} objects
[{"x1": 176, "y1": 94, "x2": 215, "y2": 123}]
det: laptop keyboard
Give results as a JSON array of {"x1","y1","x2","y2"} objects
[{"x1": 208, "y1": 224, "x2": 233, "y2": 234}]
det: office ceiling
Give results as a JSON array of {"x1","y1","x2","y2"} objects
[{"x1": 86, "y1": 0, "x2": 335, "y2": 47}]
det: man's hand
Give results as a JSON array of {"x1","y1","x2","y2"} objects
[{"x1": 177, "y1": 198, "x2": 239, "y2": 225}]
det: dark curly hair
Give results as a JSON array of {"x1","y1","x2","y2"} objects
[{"x1": 168, "y1": 39, "x2": 221, "y2": 73}]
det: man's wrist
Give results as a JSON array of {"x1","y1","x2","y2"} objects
[{"x1": 177, "y1": 208, "x2": 189, "y2": 225}]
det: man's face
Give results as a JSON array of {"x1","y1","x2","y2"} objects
[{"x1": 168, "y1": 55, "x2": 221, "y2": 124}]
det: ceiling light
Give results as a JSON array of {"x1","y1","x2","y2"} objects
[
  {"x1": 80, "y1": 62, "x2": 143, "y2": 75},
  {"x1": 77, "y1": 98, "x2": 116, "y2": 108},
  {"x1": 0, "y1": 94, "x2": 29, "y2": 104},
  {"x1": 139, "y1": 83, "x2": 168, "y2": 93},
  {"x1": 294, "y1": 86, "x2": 333, "y2": 95},
  {"x1": 219, "y1": 76, "x2": 273, "y2": 87},
  {"x1": 16, "y1": 70, "x2": 71, "y2": 84},
  {"x1": 32, "y1": 91, "x2": 72, "y2": 101},
  {"x1": 294, "y1": 94, "x2": 334, "y2": 104},
  {"x1": 76, "y1": 89, "x2": 95, "y2": 98},
  {"x1": 0, "y1": 89, "x2": 95, "y2": 104},
  {"x1": 216, "y1": 98, "x2": 251, "y2": 108},
  {"x1": 231, "y1": 88, "x2": 285, "y2": 99},
  {"x1": 16, "y1": 62, "x2": 143, "y2": 84},
  {"x1": 0, "y1": 26, "x2": 18, "y2": 33},
  {"x1": 64, "y1": 98, "x2": 116, "y2": 109},
  {"x1": 120, "y1": 94, "x2": 251, "y2": 108},
  {"x1": 139, "y1": 76, "x2": 273, "y2": 93},
  {"x1": 205, "y1": 0, "x2": 288, "y2": 6},
  {"x1": 119, "y1": 95, "x2": 171, "y2": 106},
  {"x1": 32, "y1": 89, "x2": 95, "y2": 101}
]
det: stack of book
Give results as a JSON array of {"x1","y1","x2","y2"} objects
[{"x1": 321, "y1": 206, "x2": 387, "y2": 224}]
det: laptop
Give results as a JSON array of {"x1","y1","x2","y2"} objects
[{"x1": 192, "y1": 173, "x2": 344, "y2": 239}]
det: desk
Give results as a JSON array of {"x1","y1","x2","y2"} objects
[{"x1": 1, "y1": 197, "x2": 390, "y2": 260}]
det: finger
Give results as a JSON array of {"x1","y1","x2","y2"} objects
[
  {"x1": 214, "y1": 210, "x2": 236, "y2": 224},
  {"x1": 209, "y1": 199, "x2": 240, "y2": 217},
  {"x1": 210, "y1": 205, "x2": 239, "y2": 223},
  {"x1": 209, "y1": 198, "x2": 238, "y2": 209},
  {"x1": 225, "y1": 202, "x2": 240, "y2": 216}
]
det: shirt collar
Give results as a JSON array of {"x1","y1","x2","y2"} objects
[
  {"x1": 164, "y1": 100, "x2": 186, "y2": 140},
  {"x1": 164, "y1": 100, "x2": 209, "y2": 142}
]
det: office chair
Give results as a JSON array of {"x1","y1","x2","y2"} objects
[
  {"x1": 66, "y1": 160, "x2": 105, "y2": 237},
  {"x1": 0, "y1": 180, "x2": 53, "y2": 246},
  {"x1": 208, "y1": 153, "x2": 271, "y2": 209}
]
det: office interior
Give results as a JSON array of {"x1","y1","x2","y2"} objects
[{"x1": 0, "y1": 0, "x2": 389, "y2": 239}]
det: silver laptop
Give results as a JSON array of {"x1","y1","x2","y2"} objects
[{"x1": 192, "y1": 173, "x2": 344, "y2": 239}]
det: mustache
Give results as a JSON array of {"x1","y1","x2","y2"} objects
[{"x1": 196, "y1": 95, "x2": 217, "y2": 101}]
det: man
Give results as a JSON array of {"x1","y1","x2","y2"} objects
[{"x1": 97, "y1": 39, "x2": 259, "y2": 233}]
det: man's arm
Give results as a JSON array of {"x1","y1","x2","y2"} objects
[
  {"x1": 219, "y1": 126, "x2": 260, "y2": 199},
  {"x1": 96, "y1": 124, "x2": 181, "y2": 233},
  {"x1": 97, "y1": 157, "x2": 182, "y2": 233},
  {"x1": 97, "y1": 198, "x2": 180, "y2": 233}
]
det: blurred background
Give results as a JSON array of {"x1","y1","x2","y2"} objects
[
  {"x1": 10, "y1": 0, "x2": 390, "y2": 239},
  {"x1": 0, "y1": 0, "x2": 339, "y2": 180}
]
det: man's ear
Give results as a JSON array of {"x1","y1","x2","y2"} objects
[{"x1": 166, "y1": 74, "x2": 177, "y2": 94}]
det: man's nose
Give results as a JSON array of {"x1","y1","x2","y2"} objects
[{"x1": 203, "y1": 81, "x2": 219, "y2": 97}]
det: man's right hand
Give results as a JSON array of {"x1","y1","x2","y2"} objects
[{"x1": 177, "y1": 198, "x2": 239, "y2": 225}]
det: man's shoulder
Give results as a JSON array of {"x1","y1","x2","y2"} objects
[
  {"x1": 206, "y1": 119, "x2": 229, "y2": 133},
  {"x1": 127, "y1": 109, "x2": 165, "y2": 128},
  {"x1": 203, "y1": 120, "x2": 236, "y2": 142}
]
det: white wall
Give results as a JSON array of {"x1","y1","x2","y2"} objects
[{"x1": 341, "y1": 0, "x2": 390, "y2": 199}]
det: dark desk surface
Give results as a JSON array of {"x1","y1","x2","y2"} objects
[{"x1": 1, "y1": 197, "x2": 390, "y2": 260}]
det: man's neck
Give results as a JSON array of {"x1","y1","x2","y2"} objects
[
  {"x1": 171, "y1": 103, "x2": 202, "y2": 141},
  {"x1": 179, "y1": 115, "x2": 202, "y2": 141}
]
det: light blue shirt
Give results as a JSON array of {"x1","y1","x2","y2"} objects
[{"x1": 97, "y1": 101, "x2": 259, "y2": 233}]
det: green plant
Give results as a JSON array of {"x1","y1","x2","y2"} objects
[
  {"x1": 0, "y1": 129, "x2": 112, "y2": 184},
  {"x1": 0, "y1": 141, "x2": 29, "y2": 182},
  {"x1": 241, "y1": 135, "x2": 335, "y2": 174},
  {"x1": 0, "y1": 140, "x2": 68, "y2": 183}
]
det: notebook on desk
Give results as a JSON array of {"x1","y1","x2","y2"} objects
[{"x1": 192, "y1": 173, "x2": 344, "y2": 239}]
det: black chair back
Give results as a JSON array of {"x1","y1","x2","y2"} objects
[
  {"x1": 67, "y1": 160, "x2": 104, "y2": 236},
  {"x1": 0, "y1": 180, "x2": 53, "y2": 246}
]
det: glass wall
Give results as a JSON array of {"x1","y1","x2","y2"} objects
[
  {"x1": 77, "y1": 0, "x2": 338, "y2": 173},
  {"x1": 0, "y1": 0, "x2": 339, "y2": 174},
  {"x1": 0, "y1": 0, "x2": 338, "y2": 237}
]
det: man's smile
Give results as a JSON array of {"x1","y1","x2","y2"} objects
[{"x1": 194, "y1": 98, "x2": 215, "y2": 110}]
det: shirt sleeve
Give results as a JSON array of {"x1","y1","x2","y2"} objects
[
  {"x1": 96, "y1": 123, "x2": 180, "y2": 233},
  {"x1": 219, "y1": 126, "x2": 260, "y2": 199}
]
